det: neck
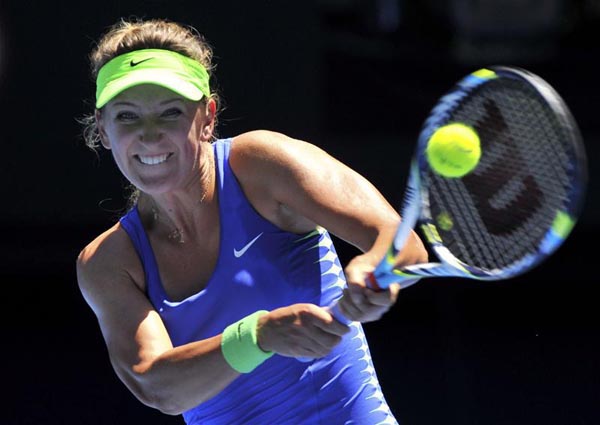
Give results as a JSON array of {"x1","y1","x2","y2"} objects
[
  {"x1": 140, "y1": 150, "x2": 215, "y2": 244},
  {"x1": 151, "y1": 188, "x2": 209, "y2": 244}
]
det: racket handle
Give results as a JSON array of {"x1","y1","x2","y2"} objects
[{"x1": 370, "y1": 258, "x2": 423, "y2": 290}]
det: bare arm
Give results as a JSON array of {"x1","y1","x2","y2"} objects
[
  {"x1": 230, "y1": 130, "x2": 428, "y2": 322},
  {"x1": 76, "y1": 225, "x2": 239, "y2": 415}
]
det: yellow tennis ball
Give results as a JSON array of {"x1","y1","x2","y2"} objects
[{"x1": 426, "y1": 123, "x2": 481, "y2": 178}]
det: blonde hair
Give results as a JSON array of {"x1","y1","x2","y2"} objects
[{"x1": 80, "y1": 17, "x2": 220, "y2": 150}]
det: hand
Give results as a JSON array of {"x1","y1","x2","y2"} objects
[
  {"x1": 336, "y1": 256, "x2": 402, "y2": 323},
  {"x1": 256, "y1": 304, "x2": 350, "y2": 358},
  {"x1": 335, "y1": 229, "x2": 427, "y2": 323}
]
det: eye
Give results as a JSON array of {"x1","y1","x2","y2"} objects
[
  {"x1": 162, "y1": 108, "x2": 183, "y2": 118},
  {"x1": 116, "y1": 111, "x2": 138, "y2": 122}
]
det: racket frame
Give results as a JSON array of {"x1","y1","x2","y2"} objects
[{"x1": 370, "y1": 66, "x2": 587, "y2": 290}]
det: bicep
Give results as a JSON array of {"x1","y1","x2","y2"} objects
[
  {"x1": 290, "y1": 150, "x2": 399, "y2": 250},
  {"x1": 231, "y1": 131, "x2": 399, "y2": 251},
  {"x1": 76, "y1": 241, "x2": 172, "y2": 390}
]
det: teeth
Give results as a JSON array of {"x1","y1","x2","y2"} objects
[{"x1": 138, "y1": 154, "x2": 169, "y2": 165}]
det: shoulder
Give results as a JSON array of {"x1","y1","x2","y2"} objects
[
  {"x1": 229, "y1": 130, "x2": 329, "y2": 176},
  {"x1": 226, "y1": 130, "x2": 339, "y2": 233},
  {"x1": 231, "y1": 129, "x2": 290, "y2": 146},
  {"x1": 230, "y1": 130, "x2": 295, "y2": 159},
  {"x1": 76, "y1": 223, "x2": 145, "y2": 310}
]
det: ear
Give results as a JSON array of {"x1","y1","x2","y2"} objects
[
  {"x1": 200, "y1": 98, "x2": 217, "y2": 140},
  {"x1": 95, "y1": 109, "x2": 111, "y2": 150}
]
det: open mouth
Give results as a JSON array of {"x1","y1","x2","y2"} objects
[{"x1": 135, "y1": 153, "x2": 173, "y2": 165}]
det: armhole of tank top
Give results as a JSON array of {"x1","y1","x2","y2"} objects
[{"x1": 119, "y1": 206, "x2": 170, "y2": 303}]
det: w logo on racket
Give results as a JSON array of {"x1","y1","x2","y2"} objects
[{"x1": 464, "y1": 98, "x2": 543, "y2": 236}]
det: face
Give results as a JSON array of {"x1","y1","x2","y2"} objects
[{"x1": 97, "y1": 84, "x2": 215, "y2": 195}]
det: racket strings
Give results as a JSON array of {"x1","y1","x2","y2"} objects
[{"x1": 426, "y1": 78, "x2": 578, "y2": 272}]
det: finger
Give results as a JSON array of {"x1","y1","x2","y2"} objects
[
  {"x1": 311, "y1": 330, "x2": 344, "y2": 352},
  {"x1": 296, "y1": 304, "x2": 350, "y2": 335},
  {"x1": 364, "y1": 283, "x2": 401, "y2": 306},
  {"x1": 297, "y1": 327, "x2": 345, "y2": 358},
  {"x1": 310, "y1": 311, "x2": 351, "y2": 336},
  {"x1": 345, "y1": 282, "x2": 368, "y2": 306},
  {"x1": 337, "y1": 295, "x2": 366, "y2": 322},
  {"x1": 339, "y1": 298, "x2": 387, "y2": 323}
]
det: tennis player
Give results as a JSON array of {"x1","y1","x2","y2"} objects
[{"x1": 76, "y1": 17, "x2": 427, "y2": 424}]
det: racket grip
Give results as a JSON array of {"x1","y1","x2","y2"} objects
[{"x1": 370, "y1": 265, "x2": 422, "y2": 290}]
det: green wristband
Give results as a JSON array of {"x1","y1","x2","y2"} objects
[{"x1": 221, "y1": 310, "x2": 274, "y2": 373}]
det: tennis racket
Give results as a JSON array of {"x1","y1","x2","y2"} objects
[{"x1": 326, "y1": 65, "x2": 588, "y2": 326}]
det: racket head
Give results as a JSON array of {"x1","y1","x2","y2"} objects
[{"x1": 409, "y1": 66, "x2": 587, "y2": 281}]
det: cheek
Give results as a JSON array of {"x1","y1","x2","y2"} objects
[
  {"x1": 103, "y1": 130, "x2": 134, "y2": 168},
  {"x1": 110, "y1": 146, "x2": 133, "y2": 177},
  {"x1": 179, "y1": 138, "x2": 201, "y2": 164},
  {"x1": 111, "y1": 125, "x2": 138, "y2": 142},
  {"x1": 175, "y1": 125, "x2": 200, "y2": 153}
]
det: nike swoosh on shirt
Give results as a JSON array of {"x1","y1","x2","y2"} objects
[{"x1": 233, "y1": 232, "x2": 263, "y2": 258}]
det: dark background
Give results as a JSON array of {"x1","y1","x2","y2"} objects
[{"x1": 1, "y1": 1, "x2": 598, "y2": 424}]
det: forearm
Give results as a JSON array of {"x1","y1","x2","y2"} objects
[
  {"x1": 359, "y1": 224, "x2": 427, "y2": 269},
  {"x1": 357, "y1": 216, "x2": 400, "y2": 263},
  {"x1": 124, "y1": 334, "x2": 239, "y2": 415}
]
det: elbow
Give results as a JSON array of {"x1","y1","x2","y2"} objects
[
  {"x1": 135, "y1": 384, "x2": 187, "y2": 416},
  {"x1": 120, "y1": 366, "x2": 189, "y2": 416}
]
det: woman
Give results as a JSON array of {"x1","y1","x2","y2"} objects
[{"x1": 76, "y1": 17, "x2": 427, "y2": 424}]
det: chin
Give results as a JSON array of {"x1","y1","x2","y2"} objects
[{"x1": 134, "y1": 178, "x2": 180, "y2": 196}]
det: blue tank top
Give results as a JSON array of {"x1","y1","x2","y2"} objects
[{"x1": 119, "y1": 139, "x2": 398, "y2": 424}]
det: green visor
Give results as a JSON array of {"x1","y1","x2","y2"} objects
[{"x1": 95, "y1": 49, "x2": 210, "y2": 108}]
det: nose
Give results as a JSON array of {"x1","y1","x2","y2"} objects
[{"x1": 139, "y1": 121, "x2": 162, "y2": 143}]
